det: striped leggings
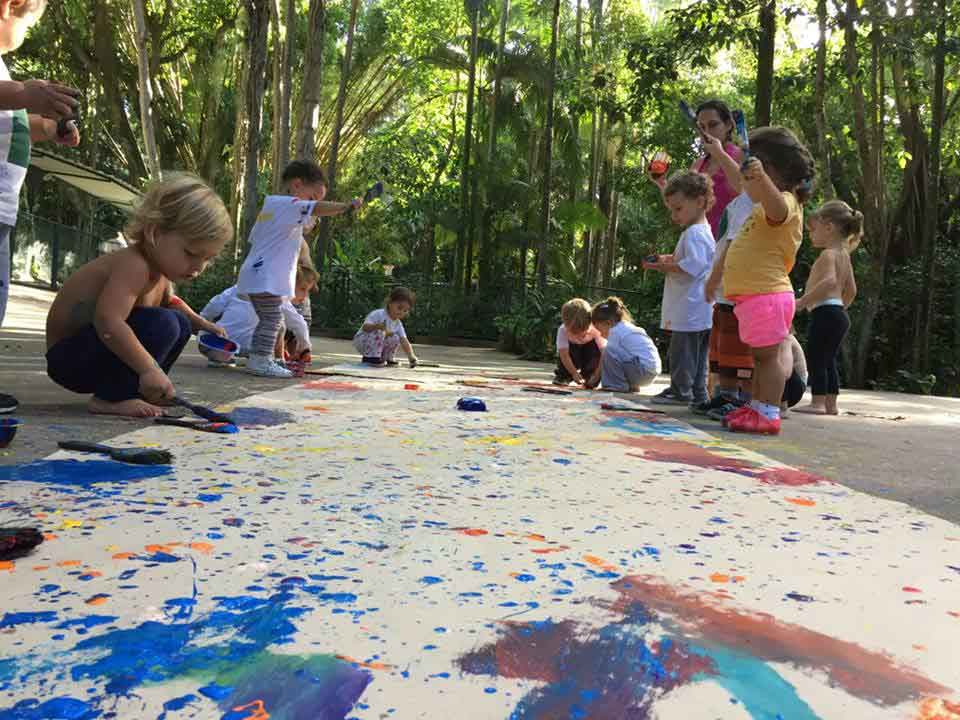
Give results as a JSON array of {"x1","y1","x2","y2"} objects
[{"x1": 249, "y1": 294, "x2": 283, "y2": 356}]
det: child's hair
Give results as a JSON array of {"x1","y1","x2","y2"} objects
[
  {"x1": 386, "y1": 286, "x2": 415, "y2": 307},
  {"x1": 124, "y1": 174, "x2": 232, "y2": 250},
  {"x1": 696, "y1": 100, "x2": 735, "y2": 142},
  {"x1": 281, "y1": 160, "x2": 327, "y2": 187},
  {"x1": 591, "y1": 296, "x2": 632, "y2": 325},
  {"x1": 560, "y1": 298, "x2": 592, "y2": 333},
  {"x1": 664, "y1": 171, "x2": 715, "y2": 213},
  {"x1": 296, "y1": 264, "x2": 319, "y2": 290},
  {"x1": 812, "y1": 200, "x2": 864, "y2": 251},
  {"x1": 748, "y1": 127, "x2": 816, "y2": 203}
]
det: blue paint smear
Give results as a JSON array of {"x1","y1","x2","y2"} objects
[
  {"x1": 230, "y1": 407, "x2": 296, "y2": 427},
  {"x1": 514, "y1": 574, "x2": 536, "y2": 583},
  {"x1": 0, "y1": 611, "x2": 57, "y2": 628},
  {"x1": 690, "y1": 644, "x2": 819, "y2": 720},
  {"x1": 198, "y1": 494, "x2": 223, "y2": 503},
  {"x1": 0, "y1": 460, "x2": 170, "y2": 489},
  {"x1": 56, "y1": 616, "x2": 118, "y2": 630},
  {"x1": 198, "y1": 683, "x2": 234, "y2": 700},
  {"x1": 0, "y1": 697, "x2": 101, "y2": 719},
  {"x1": 600, "y1": 415, "x2": 695, "y2": 437},
  {"x1": 419, "y1": 576, "x2": 443, "y2": 585},
  {"x1": 157, "y1": 693, "x2": 197, "y2": 720}
]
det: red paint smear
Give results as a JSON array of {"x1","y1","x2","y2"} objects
[
  {"x1": 302, "y1": 380, "x2": 363, "y2": 392},
  {"x1": 611, "y1": 436, "x2": 759, "y2": 477},
  {"x1": 459, "y1": 528, "x2": 489, "y2": 537},
  {"x1": 611, "y1": 574, "x2": 949, "y2": 706},
  {"x1": 612, "y1": 436, "x2": 827, "y2": 486},
  {"x1": 903, "y1": 586, "x2": 923, "y2": 593}
]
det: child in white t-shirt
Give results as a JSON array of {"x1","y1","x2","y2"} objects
[
  {"x1": 553, "y1": 298, "x2": 606, "y2": 387},
  {"x1": 354, "y1": 287, "x2": 419, "y2": 367},
  {"x1": 200, "y1": 264, "x2": 316, "y2": 364},
  {"x1": 643, "y1": 172, "x2": 716, "y2": 406},
  {"x1": 590, "y1": 296, "x2": 662, "y2": 392},
  {"x1": 236, "y1": 160, "x2": 360, "y2": 378}
]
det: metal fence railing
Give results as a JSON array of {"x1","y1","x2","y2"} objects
[{"x1": 9, "y1": 213, "x2": 121, "y2": 289}]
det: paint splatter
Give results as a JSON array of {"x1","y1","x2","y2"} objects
[
  {"x1": 0, "y1": 460, "x2": 170, "y2": 489},
  {"x1": 229, "y1": 407, "x2": 296, "y2": 427}
]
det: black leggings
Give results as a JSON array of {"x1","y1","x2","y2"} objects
[
  {"x1": 47, "y1": 307, "x2": 192, "y2": 402},
  {"x1": 806, "y1": 305, "x2": 850, "y2": 396},
  {"x1": 555, "y1": 339, "x2": 602, "y2": 381}
]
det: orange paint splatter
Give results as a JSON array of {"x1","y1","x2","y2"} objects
[
  {"x1": 526, "y1": 533, "x2": 547, "y2": 542},
  {"x1": 303, "y1": 380, "x2": 362, "y2": 392},
  {"x1": 229, "y1": 700, "x2": 270, "y2": 720},
  {"x1": 303, "y1": 405, "x2": 329, "y2": 412},
  {"x1": 785, "y1": 497, "x2": 817, "y2": 507},
  {"x1": 57, "y1": 560, "x2": 81, "y2": 567},
  {"x1": 531, "y1": 546, "x2": 569, "y2": 554},
  {"x1": 85, "y1": 594, "x2": 109, "y2": 606},
  {"x1": 112, "y1": 552, "x2": 136, "y2": 560},
  {"x1": 32, "y1": 565, "x2": 48, "y2": 571},
  {"x1": 583, "y1": 555, "x2": 618, "y2": 572},
  {"x1": 189, "y1": 542, "x2": 214, "y2": 554},
  {"x1": 82, "y1": 570, "x2": 102, "y2": 579},
  {"x1": 912, "y1": 644, "x2": 927, "y2": 652},
  {"x1": 0, "y1": 561, "x2": 14, "y2": 572},
  {"x1": 710, "y1": 573, "x2": 730, "y2": 583},
  {"x1": 145, "y1": 544, "x2": 173, "y2": 554},
  {"x1": 459, "y1": 528, "x2": 488, "y2": 537},
  {"x1": 43, "y1": 533, "x2": 58, "y2": 541},
  {"x1": 914, "y1": 697, "x2": 960, "y2": 720},
  {"x1": 335, "y1": 654, "x2": 392, "y2": 671}
]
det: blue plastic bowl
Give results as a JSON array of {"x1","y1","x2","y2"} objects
[
  {"x1": 199, "y1": 333, "x2": 239, "y2": 364},
  {"x1": 0, "y1": 418, "x2": 21, "y2": 448},
  {"x1": 457, "y1": 397, "x2": 487, "y2": 412}
]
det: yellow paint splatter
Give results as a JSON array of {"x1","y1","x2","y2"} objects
[{"x1": 61, "y1": 519, "x2": 83, "y2": 529}]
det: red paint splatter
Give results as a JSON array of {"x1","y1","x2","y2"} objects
[
  {"x1": 903, "y1": 586, "x2": 923, "y2": 593},
  {"x1": 611, "y1": 436, "x2": 759, "y2": 477},
  {"x1": 611, "y1": 574, "x2": 949, "y2": 706},
  {"x1": 756, "y1": 467, "x2": 826, "y2": 486},
  {"x1": 458, "y1": 528, "x2": 488, "y2": 537},
  {"x1": 303, "y1": 380, "x2": 363, "y2": 392}
]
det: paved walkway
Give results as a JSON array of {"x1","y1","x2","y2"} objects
[{"x1": 3, "y1": 283, "x2": 959, "y2": 523}]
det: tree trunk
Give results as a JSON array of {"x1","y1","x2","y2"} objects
[
  {"x1": 230, "y1": 7, "x2": 249, "y2": 269},
  {"x1": 197, "y1": 24, "x2": 233, "y2": 184},
  {"x1": 537, "y1": 0, "x2": 562, "y2": 289},
  {"x1": 813, "y1": 0, "x2": 833, "y2": 199},
  {"x1": 754, "y1": 0, "x2": 776, "y2": 127},
  {"x1": 457, "y1": 0, "x2": 481, "y2": 292},
  {"x1": 317, "y1": 0, "x2": 360, "y2": 268},
  {"x1": 131, "y1": 0, "x2": 162, "y2": 178},
  {"x1": 294, "y1": 0, "x2": 326, "y2": 160},
  {"x1": 917, "y1": 3, "x2": 946, "y2": 372},
  {"x1": 269, "y1": 0, "x2": 295, "y2": 190},
  {"x1": 568, "y1": 0, "x2": 583, "y2": 255},
  {"x1": 238, "y1": 0, "x2": 272, "y2": 243}
]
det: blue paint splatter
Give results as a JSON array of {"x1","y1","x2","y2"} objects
[
  {"x1": 420, "y1": 576, "x2": 444, "y2": 585},
  {"x1": 0, "y1": 697, "x2": 101, "y2": 719},
  {"x1": 0, "y1": 460, "x2": 170, "y2": 490},
  {"x1": 0, "y1": 611, "x2": 57, "y2": 628},
  {"x1": 198, "y1": 493, "x2": 223, "y2": 503},
  {"x1": 514, "y1": 574, "x2": 536, "y2": 583},
  {"x1": 785, "y1": 592, "x2": 814, "y2": 603},
  {"x1": 55, "y1": 616, "x2": 117, "y2": 631},
  {"x1": 230, "y1": 407, "x2": 296, "y2": 427}
]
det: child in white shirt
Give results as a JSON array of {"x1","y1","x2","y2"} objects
[
  {"x1": 590, "y1": 296, "x2": 661, "y2": 392},
  {"x1": 200, "y1": 264, "x2": 316, "y2": 364},
  {"x1": 236, "y1": 160, "x2": 359, "y2": 378},
  {"x1": 553, "y1": 298, "x2": 606, "y2": 387},
  {"x1": 643, "y1": 172, "x2": 716, "y2": 406},
  {"x1": 354, "y1": 287, "x2": 419, "y2": 367}
]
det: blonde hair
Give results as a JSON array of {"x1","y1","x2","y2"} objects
[
  {"x1": 812, "y1": 200, "x2": 864, "y2": 251},
  {"x1": 591, "y1": 296, "x2": 632, "y2": 325},
  {"x1": 124, "y1": 174, "x2": 233, "y2": 250},
  {"x1": 561, "y1": 298, "x2": 592, "y2": 333},
  {"x1": 665, "y1": 171, "x2": 715, "y2": 213},
  {"x1": 296, "y1": 263, "x2": 319, "y2": 290}
]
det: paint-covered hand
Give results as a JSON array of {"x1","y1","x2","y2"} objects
[
  {"x1": 740, "y1": 157, "x2": 768, "y2": 188},
  {"x1": 139, "y1": 368, "x2": 175, "y2": 404},
  {"x1": 53, "y1": 120, "x2": 80, "y2": 147},
  {"x1": 205, "y1": 323, "x2": 228, "y2": 338}
]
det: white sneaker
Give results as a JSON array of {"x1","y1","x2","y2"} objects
[{"x1": 246, "y1": 354, "x2": 293, "y2": 378}]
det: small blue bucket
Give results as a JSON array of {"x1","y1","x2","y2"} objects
[
  {"x1": 199, "y1": 333, "x2": 239, "y2": 364},
  {"x1": 457, "y1": 397, "x2": 487, "y2": 412},
  {"x1": 0, "y1": 418, "x2": 21, "y2": 448}
]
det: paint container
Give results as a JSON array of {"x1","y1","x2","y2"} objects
[
  {"x1": 404, "y1": 384, "x2": 419, "y2": 390},
  {"x1": 0, "y1": 418, "x2": 20, "y2": 448},
  {"x1": 457, "y1": 397, "x2": 487, "y2": 412},
  {"x1": 198, "y1": 334, "x2": 239, "y2": 364}
]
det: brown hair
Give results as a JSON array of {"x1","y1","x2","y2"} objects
[
  {"x1": 124, "y1": 174, "x2": 233, "y2": 250},
  {"x1": 296, "y1": 264, "x2": 319, "y2": 290},
  {"x1": 696, "y1": 100, "x2": 735, "y2": 143},
  {"x1": 812, "y1": 200, "x2": 864, "y2": 251},
  {"x1": 281, "y1": 160, "x2": 327, "y2": 187},
  {"x1": 561, "y1": 298, "x2": 592, "y2": 334},
  {"x1": 748, "y1": 127, "x2": 816, "y2": 203},
  {"x1": 665, "y1": 171, "x2": 715, "y2": 213},
  {"x1": 387, "y1": 286, "x2": 415, "y2": 307},
  {"x1": 591, "y1": 296, "x2": 632, "y2": 325}
]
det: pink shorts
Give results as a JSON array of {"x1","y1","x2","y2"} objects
[{"x1": 730, "y1": 292, "x2": 795, "y2": 348}]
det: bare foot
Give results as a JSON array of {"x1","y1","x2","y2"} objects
[
  {"x1": 88, "y1": 397, "x2": 166, "y2": 418},
  {"x1": 825, "y1": 396, "x2": 839, "y2": 415},
  {"x1": 794, "y1": 404, "x2": 828, "y2": 415}
]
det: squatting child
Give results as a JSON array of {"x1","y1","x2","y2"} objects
[
  {"x1": 354, "y1": 286, "x2": 419, "y2": 367},
  {"x1": 590, "y1": 296, "x2": 661, "y2": 393},
  {"x1": 553, "y1": 298, "x2": 606, "y2": 388}
]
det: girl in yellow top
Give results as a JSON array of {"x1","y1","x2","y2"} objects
[{"x1": 722, "y1": 127, "x2": 815, "y2": 435}]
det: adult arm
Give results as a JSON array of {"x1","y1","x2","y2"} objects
[
  {"x1": 702, "y1": 135, "x2": 744, "y2": 194},
  {"x1": 0, "y1": 79, "x2": 79, "y2": 117}
]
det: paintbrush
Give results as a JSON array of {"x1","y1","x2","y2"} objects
[
  {"x1": 172, "y1": 396, "x2": 235, "y2": 425},
  {"x1": 522, "y1": 386, "x2": 573, "y2": 396},
  {"x1": 58, "y1": 440, "x2": 173, "y2": 465},
  {"x1": 600, "y1": 403, "x2": 666, "y2": 415},
  {"x1": 154, "y1": 418, "x2": 239, "y2": 434}
]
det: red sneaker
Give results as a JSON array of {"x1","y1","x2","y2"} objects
[
  {"x1": 721, "y1": 405, "x2": 753, "y2": 427},
  {"x1": 728, "y1": 407, "x2": 781, "y2": 435}
]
